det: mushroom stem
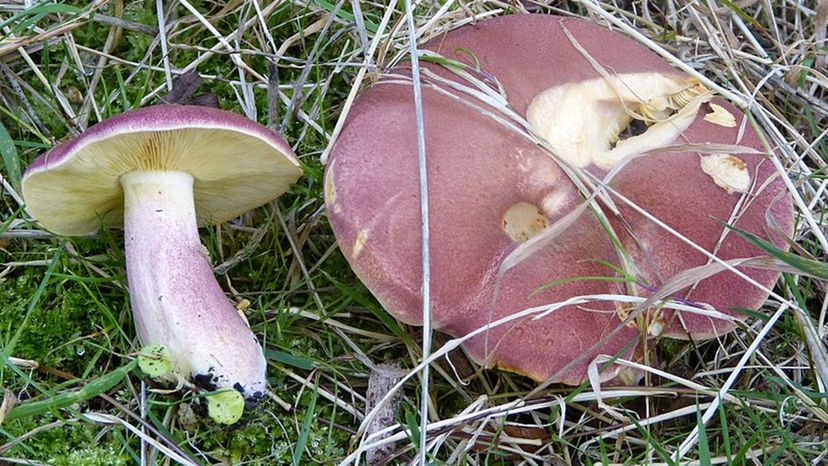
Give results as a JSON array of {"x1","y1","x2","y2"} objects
[{"x1": 120, "y1": 170, "x2": 266, "y2": 402}]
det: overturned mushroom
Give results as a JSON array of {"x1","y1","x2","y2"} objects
[
  {"x1": 22, "y1": 104, "x2": 302, "y2": 409},
  {"x1": 325, "y1": 15, "x2": 794, "y2": 383}
]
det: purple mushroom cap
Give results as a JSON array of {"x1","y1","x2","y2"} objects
[
  {"x1": 325, "y1": 15, "x2": 794, "y2": 384},
  {"x1": 23, "y1": 104, "x2": 302, "y2": 235}
]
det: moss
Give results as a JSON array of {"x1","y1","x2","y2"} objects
[
  {"x1": 0, "y1": 252, "x2": 127, "y2": 379},
  {"x1": 3, "y1": 416, "x2": 130, "y2": 464},
  {"x1": 52, "y1": 445, "x2": 131, "y2": 466}
]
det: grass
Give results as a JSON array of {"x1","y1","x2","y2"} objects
[{"x1": 0, "y1": 0, "x2": 827, "y2": 465}]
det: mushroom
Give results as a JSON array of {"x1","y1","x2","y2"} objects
[
  {"x1": 22, "y1": 104, "x2": 302, "y2": 406},
  {"x1": 324, "y1": 15, "x2": 794, "y2": 383}
]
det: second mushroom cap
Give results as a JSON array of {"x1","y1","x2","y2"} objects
[{"x1": 324, "y1": 15, "x2": 794, "y2": 383}]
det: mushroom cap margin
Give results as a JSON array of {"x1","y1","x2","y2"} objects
[{"x1": 23, "y1": 104, "x2": 303, "y2": 236}]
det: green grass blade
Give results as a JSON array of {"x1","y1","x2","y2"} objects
[
  {"x1": 718, "y1": 0, "x2": 765, "y2": 30},
  {"x1": 531, "y1": 275, "x2": 631, "y2": 297},
  {"x1": 696, "y1": 405, "x2": 712, "y2": 466},
  {"x1": 323, "y1": 273, "x2": 416, "y2": 347},
  {"x1": 311, "y1": 0, "x2": 378, "y2": 33},
  {"x1": 292, "y1": 376, "x2": 320, "y2": 466},
  {"x1": 3, "y1": 359, "x2": 136, "y2": 423},
  {"x1": 265, "y1": 348, "x2": 318, "y2": 370},
  {"x1": 0, "y1": 121, "x2": 21, "y2": 190},
  {"x1": 4, "y1": 243, "x2": 65, "y2": 355},
  {"x1": 718, "y1": 403, "x2": 733, "y2": 463},
  {"x1": 722, "y1": 222, "x2": 828, "y2": 279},
  {"x1": 0, "y1": 3, "x2": 82, "y2": 32},
  {"x1": 404, "y1": 407, "x2": 421, "y2": 447}
]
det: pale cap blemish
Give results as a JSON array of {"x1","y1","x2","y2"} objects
[
  {"x1": 540, "y1": 190, "x2": 569, "y2": 218},
  {"x1": 324, "y1": 168, "x2": 341, "y2": 214},
  {"x1": 502, "y1": 202, "x2": 548, "y2": 242},
  {"x1": 527, "y1": 73, "x2": 708, "y2": 171},
  {"x1": 522, "y1": 160, "x2": 560, "y2": 191},
  {"x1": 703, "y1": 103, "x2": 737, "y2": 128},
  {"x1": 700, "y1": 154, "x2": 750, "y2": 194},
  {"x1": 353, "y1": 228, "x2": 369, "y2": 258}
]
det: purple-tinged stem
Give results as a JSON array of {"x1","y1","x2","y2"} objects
[{"x1": 121, "y1": 170, "x2": 265, "y2": 401}]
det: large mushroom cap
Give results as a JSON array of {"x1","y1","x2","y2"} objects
[
  {"x1": 325, "y1": 15, "x2": 794, "y2": 383},
  {"x1": 23, "y1": 104, "x2": 303, "y2": 235}
]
